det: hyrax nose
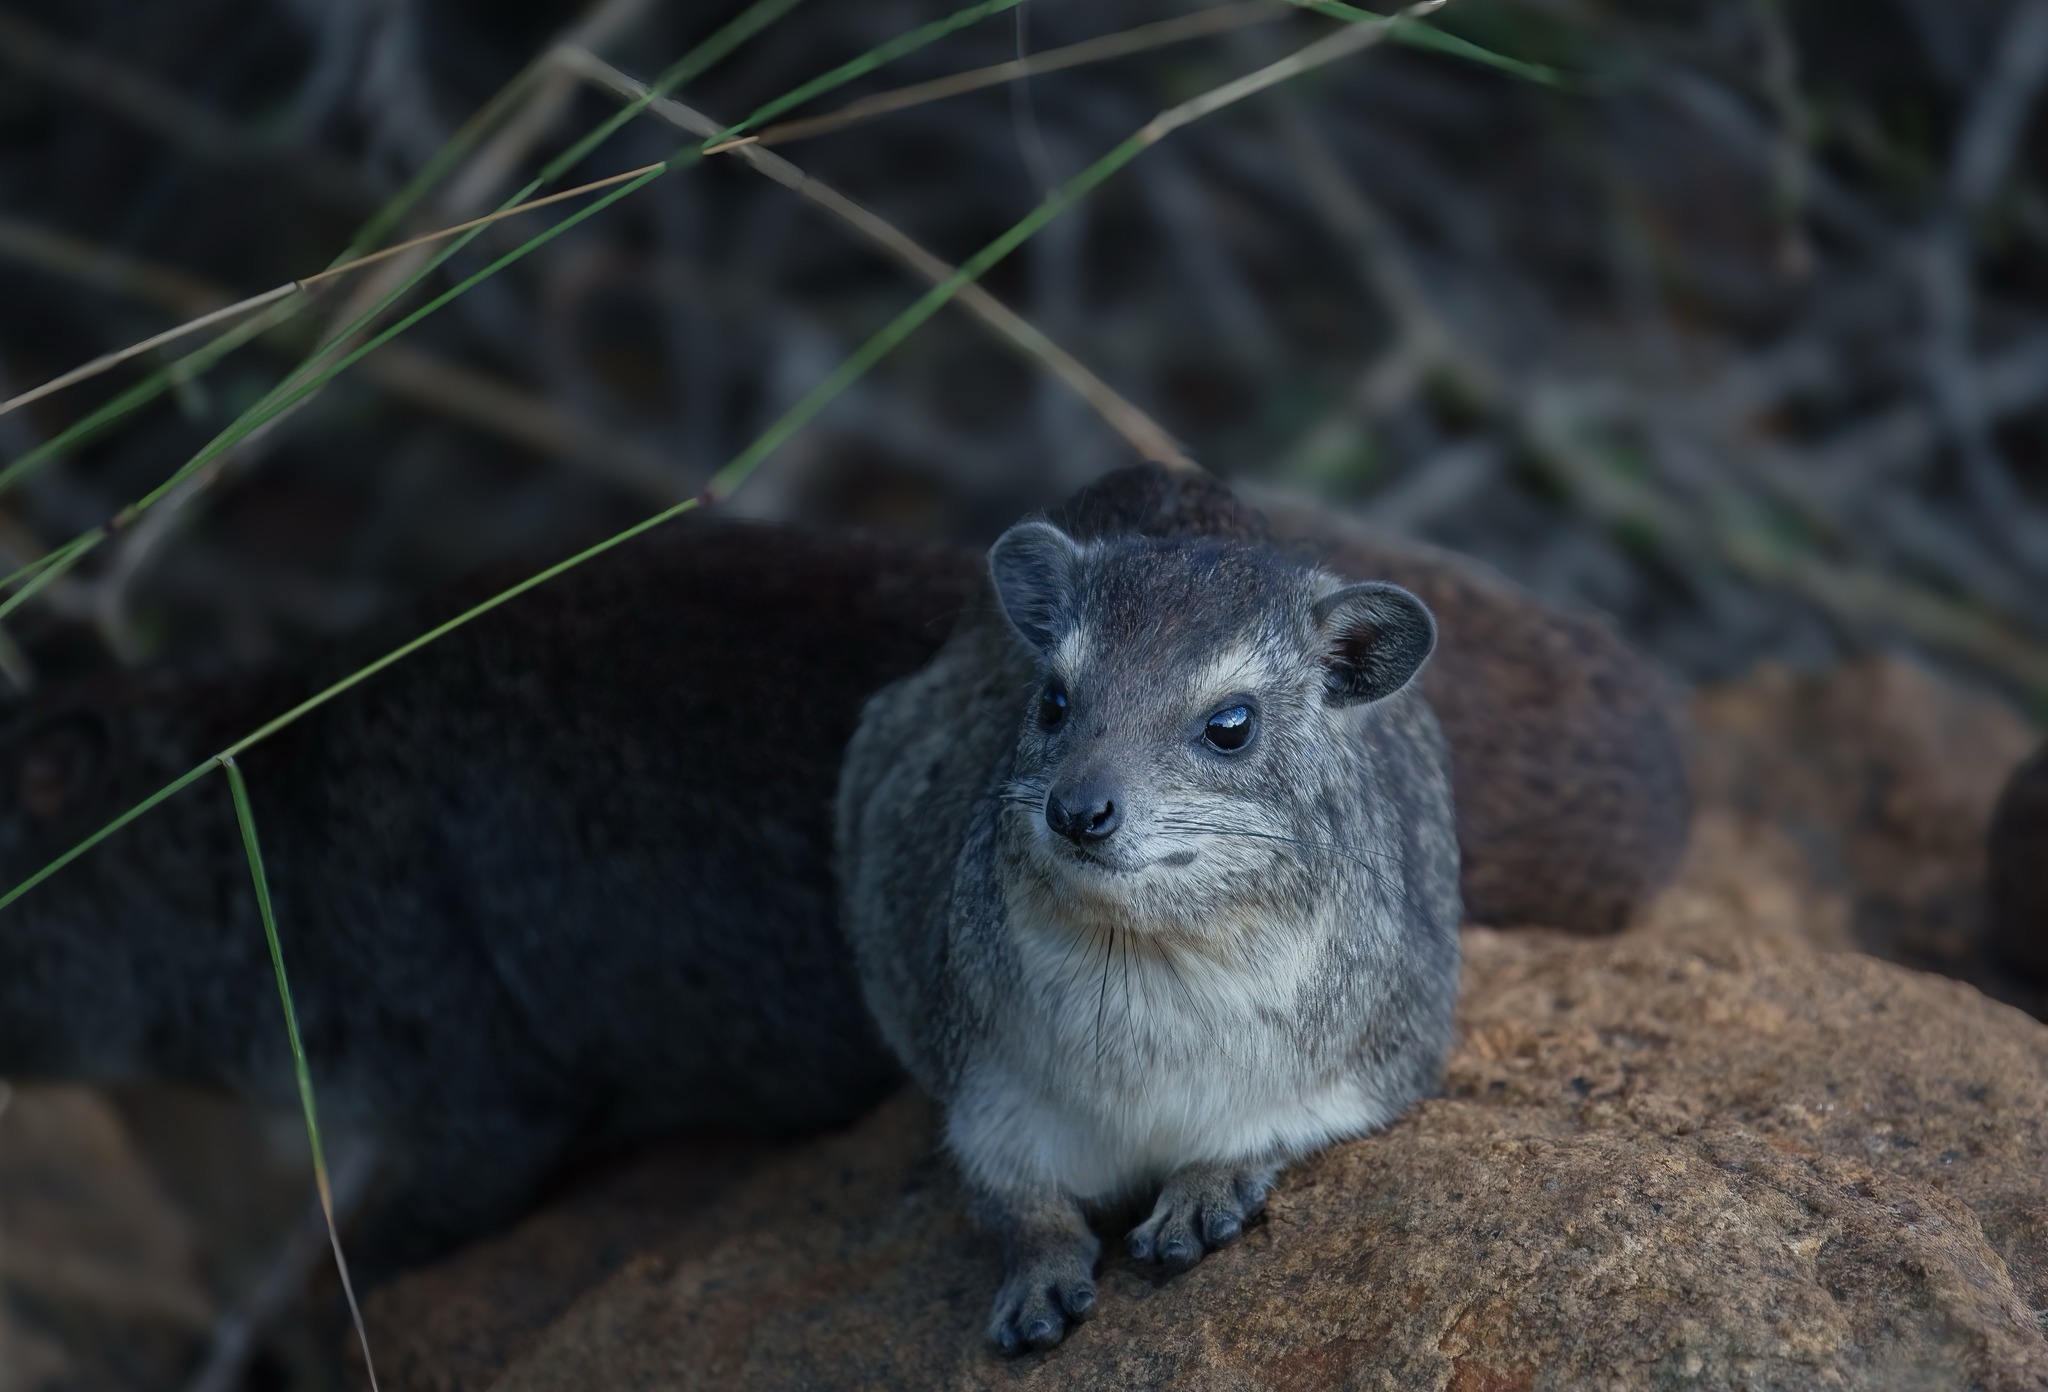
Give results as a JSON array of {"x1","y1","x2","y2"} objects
[{"x1": 1046, "y1": 783, "x2": 1121, "y2": 844}]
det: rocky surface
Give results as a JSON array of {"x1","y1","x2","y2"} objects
[
  {"x1": 361, "y1": 782, "x2": 2048, "y2": 1390},
  {"x1": 1689, "y1": 657, "x2": 2039, "y2": 980}
]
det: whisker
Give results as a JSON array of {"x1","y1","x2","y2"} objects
[
  {"x1": 1159, "y1": 823, "x2": 1442, "y2": 928},
  {"x1": 1093, "y1": 925, "x2": 1115, "y2": 1073}
]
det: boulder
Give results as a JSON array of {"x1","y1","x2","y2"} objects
[
  {"x1": 1988, "y1": 743, "x2": 2048, "y2": 984},
  {"x1": 366, "y1": 908, "x2": 2048, "y2": 1390},
  {"x1": 1689, "y1": 657, "x2": 2037, "y2": 975}
]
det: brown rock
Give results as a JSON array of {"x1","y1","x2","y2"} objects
[
  {"x1": 1989, "y1": 743, "x2": 2048, "y2": 984},
  {"x1": 1691, "y1": 657, "x2": 2039, "y2": 976},
  {"x1": 0, "y1": 1086, "x2": 212, "y2": 1391},
  {"x1": 366, "y1": 922, "x2": 2048, "y2": 1391}
]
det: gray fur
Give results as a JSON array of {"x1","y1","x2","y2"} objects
[{"x1": 837, "y1": 522, "x2": 1462, "y2": 1351}]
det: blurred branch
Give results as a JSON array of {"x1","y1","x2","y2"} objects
[{"x1": 0, "y1": 11, "x2": 369, "y2": 208}]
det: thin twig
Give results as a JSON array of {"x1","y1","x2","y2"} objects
[{"x1": 1144, "y1": 1, "x2": 1447, "y2": 142}]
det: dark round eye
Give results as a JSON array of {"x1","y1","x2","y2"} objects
[
  {"x1": 1038, "y1": 685, "x2": 1069, "y2": 728},
  {"x1": 1203, "y1": 704, "x2": 1255, "y2": 753}
]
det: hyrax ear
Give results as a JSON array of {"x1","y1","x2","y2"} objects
[
  {"x1": 1313, "y1": 581, "x2": 1436, "y2": 706},
  {"x1": 988, "y1": 520, "x2": 1084, "y2": 654}
]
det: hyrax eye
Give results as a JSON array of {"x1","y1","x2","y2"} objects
[
  {"x1": 1038, "y1": 685, "x2": 1069, "y2": 728},
  {"x1": 1203, "y1": 704, "x2": 1255, "y2": 752}
]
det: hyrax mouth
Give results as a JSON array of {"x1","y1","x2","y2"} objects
[{"x1": 1044, "y1": 836, "x2": 1197, "y2": 878}]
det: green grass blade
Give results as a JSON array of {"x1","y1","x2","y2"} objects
[
  {"x1": 0, "y1": 529, "x2": 104, "y2": 616},
  {"x1": 217, "y1": 494, "x2": 705, "y2": 759},
  {"x1": 706, "y1": 0, "x2": 1028, "y2": 145},
  {"x1": 0, "y1": 758, "x2": 214, "y2": 912},
  {"x1": 121, "y1": 161, "x2": 678, "y2": 520},
  {"x1": 0, "y1": 529, "x2": 96, "y2": 596},
  {"x1": 0, "y1": 0, "x2": 811, "y2": 502},
  {"x1": 222, "y1": 756, "x2": 380, "y2": 1392},
  {"x1": 16, "y1": 0, "x2": 1034, "y2": 550},
  {"x1": 0, "y1": 296, "x2": 304, "y2": 499},
  {"x1": 1294, "y1": 1, "x2": 1570, "y2": 86}
]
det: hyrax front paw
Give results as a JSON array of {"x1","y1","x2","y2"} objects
[
  {"x1": 987, "y1": 1243, "x2": 1099, "y2": 1353},
  {"x1": 1128, "y1": 1162, "x2": 1274, "y2": 1272}
]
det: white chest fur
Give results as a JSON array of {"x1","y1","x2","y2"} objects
[{"x1": 945, "y1": 908, "x2": 1403, "y2": 1201}]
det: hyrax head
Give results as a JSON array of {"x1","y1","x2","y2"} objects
[{"x1": 987, "y1": 519, "x2": 1435, "y2": 928}]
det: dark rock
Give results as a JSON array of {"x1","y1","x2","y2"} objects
[{"x1": 1989, "y1": 742, "x2": 2048, "y2": 984}]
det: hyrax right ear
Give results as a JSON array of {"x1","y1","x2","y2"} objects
[
  {"x1": 988, "y1": 520, "x2": 1084, "y2": 654},
  {"x1": 1314, "y1": 582, "x2": 1436, "y2": 706}
]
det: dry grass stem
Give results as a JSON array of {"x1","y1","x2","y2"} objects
[
  {"x1": 719, "y1": 0, "x2": 1287, "y2": 153},
  {"x1": 0, "y1": 164, "x2": 663, "y2": 419}
]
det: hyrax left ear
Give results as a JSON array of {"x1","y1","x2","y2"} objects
[
  {"x1": 1313, "y1": 582, "x2": 1436, "y2": 706},
  {"x1": 989, "y1": 519, "x2": 1084, "y2": 654}
]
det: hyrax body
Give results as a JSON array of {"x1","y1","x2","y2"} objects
[
  {"x1": 837, "y1": 520, "x2": 1462, "y2": 1351},
  {"x1": 0, "y1": 522, "x2": 973, "y2": 1269}
]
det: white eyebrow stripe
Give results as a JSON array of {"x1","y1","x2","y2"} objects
[
  {"x1": 1052, "y1": 624, "x2": 1091, "y2": 677},
  {"x1": 1186, "y1": 641, "x2": 1269, "y2": 703}
]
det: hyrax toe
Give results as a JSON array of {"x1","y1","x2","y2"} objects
[
  {"x1": 988, "y1": 1256, "x2": 1097, "y2": 1353},
  {"x1": 1128, "y1": 1163, "x2": 1271, "y2": 1271}
]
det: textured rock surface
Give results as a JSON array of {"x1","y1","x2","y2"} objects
[
  {"x1": 1690, "y1": 657, "x2": 2038, "y2": 975},
  {"x1": 366, "y1": 908, "x2": 2048, "y2": 1391}
]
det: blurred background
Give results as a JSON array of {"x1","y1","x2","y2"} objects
[
  {"x1": 1, "y1": 0, "x2": 2045, "y2": 1387},
  {"x1": 2, "y1": 0, "x2": 2045, "y2": 698}
]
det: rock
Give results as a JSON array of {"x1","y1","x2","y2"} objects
[
  {"x1": 1690, "y1": 657, "x2": 2038, "y2": 976},
  {"x1": 1989, "y1": 743, "x2": 2048, "y2": 984},
  {"x1": 0, "y1": 1086, "x2": 213, "y2": 1391},
  {"x1": 366, "y1": 913, "x2": 2048, "y2": 1390},
  {"x1": 0, "y1": 1083, "x2": 343, "y2": 1392}
]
